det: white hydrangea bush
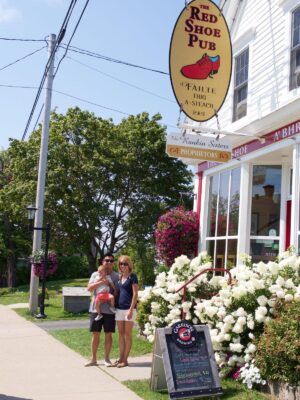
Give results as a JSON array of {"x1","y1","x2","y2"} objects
[{"x1": 138, "y1": 251, "x2": 300, "y2": 383}]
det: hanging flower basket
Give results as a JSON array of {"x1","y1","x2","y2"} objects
[
  {"x1": 32, "y1": 250, "x2": 58, "y2": 278},
  {"x1": 154, "y1": 206, "x2": 199, "y2": 267}
]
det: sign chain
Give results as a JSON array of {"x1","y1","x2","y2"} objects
[
  {"x1": 177, "y1": 106, "x2": 183, "y2": 127},
  {"x1": 215, "y1": 110, "x2": 221, "y2": 140}
]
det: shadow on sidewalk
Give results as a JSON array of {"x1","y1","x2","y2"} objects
[
  {"x1": 128, "y1": 361, "x2": 151, "y2": 368},
  {"x1": 0, "y1": 395, "x2": 32, "y2": 400}
]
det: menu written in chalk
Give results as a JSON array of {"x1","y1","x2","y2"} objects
[
  {"x1": 150, "y1": 324, "x2": 223, "y2": 399},
  {"x1": 166, "y1": 331, "x2": 214, "y2": 389}
]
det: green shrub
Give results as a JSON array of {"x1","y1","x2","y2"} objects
[
  {"x1": 14, "y1": 255, "x2": 90, "y2": 285},
  {"x1": 255, "y1": 300, "x2": 300, "y2": 384},
  {"x1": 52, "y1": 255, "x2": 90, "y2": 280},
  {"x1": 16, "y1": 259, "x2": 31, "y2": 286},
  {"x1": 0, "y1": 287, "x2": 17, "y2": 296}
]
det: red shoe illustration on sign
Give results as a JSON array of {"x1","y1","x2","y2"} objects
[{"x1": 181, "y1": 54, "x2": 220, "y2": 79}]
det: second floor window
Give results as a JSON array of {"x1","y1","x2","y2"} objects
[
  {"x1": 290, "y1": 7, "x2": 300, "y2": 90},
  {"x1": 233, "y1": 48, "x2": 249, "y2": 122}
]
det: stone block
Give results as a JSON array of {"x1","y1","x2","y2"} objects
[{"x1": 62, "y1": 287, "x2": 90, "y2": 313}]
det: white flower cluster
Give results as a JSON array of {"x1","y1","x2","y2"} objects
[
  {"x1": 138, "y1": 251, "x2": 300, "y2": 375},
  {"x1": 240, "y1": 361, "x2": 266, "y2": 389}
]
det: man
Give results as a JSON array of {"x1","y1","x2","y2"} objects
[{"x1": 85, "y1": 253, "x2": 119, "y2": 367}]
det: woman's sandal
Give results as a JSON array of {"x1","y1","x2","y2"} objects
[
  {"x1": 110, "y1": 360, "x2": 120, "y2": 367},
  {"x1": 117, "y1": 361, "x2": 129, "y2": 368}
]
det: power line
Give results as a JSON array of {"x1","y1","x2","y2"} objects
[
  {"x1": 0, "y1": 84, "x2": 38, "y2": 89},
  {"x1": 0, "y1": 83, "x2": 178, "y2": 130},
  {"x1": 67, "y1": 56, "x2": 175, "y2": 103},
  {"x1": 60, "y1": 43, "x2": 169, "y2": 75},
  {"x1": 0, "y1": 37, "x2": 169, "y2": 76},
  {"x1": 54, "y1": 0, "x2": 90, "y2": 78},
  {"x1": 22, "y1": 0, "x2": 79, "y2": 141},
  {"x1": 0, "y1": 46, "x2": 46, "y2": 72},
  {"x1": 0, "y1": 37, "x2": 45, "y2": 42},
  {"x1": 54, "y1": 89, "x2": 130, "y2": 116}
]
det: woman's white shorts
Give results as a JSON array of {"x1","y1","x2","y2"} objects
[{"x1": 115, "y1": 308, "x2": 137, "y2": 322}]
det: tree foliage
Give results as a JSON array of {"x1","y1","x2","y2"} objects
[
  {"x1": 2, "y1": 108, "x2": 193, "y2": 275},
  {"x1": 0, "y1": 151, "x2": 30, "y2": 287}
]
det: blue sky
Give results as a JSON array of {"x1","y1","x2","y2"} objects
[{"x1": 0, "y1": 0, "x2": 219, "y2": 150}]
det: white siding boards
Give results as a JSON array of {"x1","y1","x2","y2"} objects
[{"x1": 191, "y1": 0, "x2": 300, "y2": 263}]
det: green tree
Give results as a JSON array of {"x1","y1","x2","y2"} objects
[
  {"x1": 0, "y1": 151, "x2": 30, "y2": 287},
  {"x1": 3, "y1": 108, "x2": 193, "y2": 274}
]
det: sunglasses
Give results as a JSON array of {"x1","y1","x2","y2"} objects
[
  {"x1": 104, "y1": 259, "x2": 114, "y2": 263},
  {"x1": 119, "y1": 262, "x2": 129, "y2": 266}
]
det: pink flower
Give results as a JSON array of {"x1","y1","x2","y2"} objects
[
  {"x1": 33, "y1": 251, "x2": 58, "y2": 278},
  {"x1": 155, "y1": 207, "x2": 199, "y2": 267}
]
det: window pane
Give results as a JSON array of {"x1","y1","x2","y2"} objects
[
  {"x1": 293, "y1": 8, "x2": 300, "y2": 47},
  {"x1": 207, "y1": 175, "x2": 219, "y2": 237},
  {"x1": 207, "y1": 240, "x2": 215, "y2": 266},
  {"x1": 233, "y1": 48, "x2": 249, "y2": 121},
  {"x1": 217, "y1": 171, "x2": 230, "y2": 236},
  {"x1": 235, "y1": 49, "x2": 249, "y2": 87},
  {"x1": 216, "y1": 239, "x2": 226, "y2": 269},
  {"x1": 228, "y1": 168, "x2": 241, "y2": 235},
  {"x1": 227, "y1": 239, "x2": 237, "y2": 268},
  {"x1": 251, "y1": 165, "x2": 281, "y2": 236},
  {"x1": 250, "y1": 239, "x2": 279, "y2": 264},
  {"x1": 237, "y1": 85, "x2": 248, "y2": 103}
]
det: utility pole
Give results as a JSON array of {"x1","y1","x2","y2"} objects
[{"x1": 29, "y1": 34, "x2": 56, "y2": 313}]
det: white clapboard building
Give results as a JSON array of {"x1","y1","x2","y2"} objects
[{"x1": 186, "y1": 0, "x2": 300, "y2": 267}]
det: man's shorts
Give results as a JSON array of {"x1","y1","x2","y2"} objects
[{"x1": 89, "y1": 313, "x2": 116, "y2": 333}]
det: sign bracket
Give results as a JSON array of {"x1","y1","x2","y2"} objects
[{"x1": 178, "y1": 123, "x2": 266, "y2": 143}]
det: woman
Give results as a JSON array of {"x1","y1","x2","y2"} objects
[{"x1": 114, "y1": 255, "x2": 138, "y2": 368}]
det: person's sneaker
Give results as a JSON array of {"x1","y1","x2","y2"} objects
[
  {"x1": 104, "y1": 360, "x2": 112, "y2": 367},
  {"x1": 109, "y1": 306, "x2": 116, "y2": 314},
  {"x1": 94, "y1": 314, "x2": 103, "y2": 321}
]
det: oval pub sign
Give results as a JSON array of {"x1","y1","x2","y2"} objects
[{"x1": 169, "y1": 0, "x2": 232, "y2": 122}]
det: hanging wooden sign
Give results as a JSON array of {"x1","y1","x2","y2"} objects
[
  {"x1": 166, "y1": 132, "x2": 232, "y2": 163},
  {"x1": 169, "y1": 0, "x2": 232, "y2": 122}
]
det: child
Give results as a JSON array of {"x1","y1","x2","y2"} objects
[{"x1": 94, "y1": 265, "x2": 116, "y2": 321}]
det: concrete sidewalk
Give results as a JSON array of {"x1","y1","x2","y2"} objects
[{"x1": 0, "y1": 305, "x2": 152, "y2": 400}]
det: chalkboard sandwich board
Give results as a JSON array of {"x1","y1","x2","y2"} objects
[{"x1": 150, "y1": 321, "x2": 223, "y2": 399}]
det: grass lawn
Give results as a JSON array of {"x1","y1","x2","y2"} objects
[
  {"x1": 0, "y1": 278, "x2": 90, "y2": 321},
  {"x1": 123, "y1": 379, "x2": 270, "y2": 400},
  {"x1": 50, "y1": 328, "x2": 153, "y2": 360}
]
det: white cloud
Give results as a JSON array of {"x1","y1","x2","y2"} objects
[{"x1": 0, "y1": 0, "x2": 21, "y2": 24}]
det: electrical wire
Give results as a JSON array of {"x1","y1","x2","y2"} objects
[
  {"x1": 0, "y1": 37, "x2": 45, "y2": 42},
  {"x1": 0, "y1": 46, "x2": 46, "y2": 72},
  {"x1": 54, "y1": 0, "x2": 90, "y2": 78},
  {"x1": 54, "y1": 89, "x2": 130, "y2": 116},
  {"x1": 0, "y1": 37, "x2": 169, "y2": 76},
  {"x1": 60, "y1": 43, "x2": 169, "y2": 75},
  {"x1": 67, "y1": 56, "x2": 175, "y2": 103},
  {"x1": 21, "y1": 0, "x2": 78, "y2": 141},
  {"x1": 32, "y1": 104, "x2": 45, "y2": 132},
  {"x1": 0, "y1": 83, "x2": 178, "y2": 130}
]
